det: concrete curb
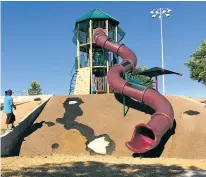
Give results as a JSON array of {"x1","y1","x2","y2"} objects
[{"x1": 0, "y1": 95, "x2": 54, "y2": 157}]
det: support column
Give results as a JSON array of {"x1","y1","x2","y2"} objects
[
  {"x1": 89, "y1": 20, "x2": 93, "y2": 94},
  {"x1": 77, "y1": 23, "x2": 80, "y2": 69},
  {"x1": 155, "y1": 76, "x2": 158, "y2": 91},
  {"x1": 115, "y1": 24, "x2": 118, "y2": 43},
  {"x1": 115, "y1": 24, "x2": 118, "y2": 64},
  {"x1": 106, "y1": 20, "x2": 109, "y2": 94}
]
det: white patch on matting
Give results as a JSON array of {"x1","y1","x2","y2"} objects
[
  {"x1": 87, "y1": 136, "x2": 109, "y2": 154},
  {"x1": 68, "y1": 101, "x2": 77, "y2": 104}
]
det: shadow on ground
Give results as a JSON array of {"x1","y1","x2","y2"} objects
[
  {"x1": 44, "y1": 121, "x2": 55, "y2": 127},
  {"x1": 2, "y1": 161, "x2": 205, "y2": 177},
  {"x1": 56, "y1": 97, "x2": 95, "y2": 142},
  {"x1": 184, "y1": 110, "x2": 200, "y2": 116},
  {"x1": 10, "y1": 121, "x2": 53, "y2": 156},
  {"x1": 114, "y1": 93, "x2": 155, "y2": 115},
  {"x1": 56, "y1": 97, "x2": 116, "y2": 155}
]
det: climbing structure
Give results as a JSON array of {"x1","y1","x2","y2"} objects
[{"x1": 70, "y1": 8, "x2": 126, "y2": 95}]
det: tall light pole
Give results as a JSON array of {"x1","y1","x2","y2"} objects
[{"x1": 150, "y1": 8, "x2": 172, "y2": 95}]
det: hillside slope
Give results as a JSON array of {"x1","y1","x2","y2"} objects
[{"x1": 15, "y1": 94, "x2": 206, "y2": 159}]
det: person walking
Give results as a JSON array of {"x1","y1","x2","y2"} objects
[{"x1": 3, "y1": 90, "x2": 16, "y2": 132}]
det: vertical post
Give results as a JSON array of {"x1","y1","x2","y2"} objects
[
  {"x1": 115, "y1": 24, "x2": 118, "y2": 43},
  {"x1": 77, "y1": 23, "x2": 80, "y2": 69},
  {"x1": 123, "y1": 95, "x2": 126, "y2": 116},
  {"x1": 123, "y1": 73, "x2": 129, "y2": 117},
  {"x1": 106, "y1": 20, "x2": 109, "y2": 94},
  {"x1": 89, "y1": 20, "x2": 93, "y2": 94},
  {"x1": 155, "y1": 76, "x2": 158, "y2": 91},
  {"x1": 115, "y1": 24, "x2": 118, "y2": 64},
  {"x1": 160, "y1": 8, "x2": 165, "y2": 95}
]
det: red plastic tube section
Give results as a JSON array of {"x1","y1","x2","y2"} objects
[{"x1": 93, "y1": 28, "x2": 174, "y2": 153}]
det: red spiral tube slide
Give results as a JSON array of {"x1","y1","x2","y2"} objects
[{"x1": 93, "y1": 28, "x2": 174, "y2": 153}]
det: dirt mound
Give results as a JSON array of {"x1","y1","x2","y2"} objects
[{"x1": 14, "y1": 94, "x2": 206, "y2": 159}]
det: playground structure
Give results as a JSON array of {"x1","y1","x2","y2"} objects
[
  {"x1": 70, "y1": 9, "x2": 126, "y2": 95},
  {"x1": 2, "y1": 7, "x2": 206, "y2": 175},
  {"x1": 69, "y1": 9, "x2": 181, "y2": 96},
  {"x1": 69, "y1": 9, "x2": 182, "y2": 154}
]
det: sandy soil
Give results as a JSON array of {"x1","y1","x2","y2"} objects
[
  {"x1": 1, "y1": 94, "x2": 206, "y2": 176},
  {"x1": 1, "y1": 155, "x2": 206, "y2": 177},
  {"x1": 12, "y1": 94, "x2": 206, "y2": 160},
  {"x1": 1, "y1": 101, "x2": 42, "y2": 132},
  {"x1": 193, "y1": 98, "x2": 206, "y2": 104}
]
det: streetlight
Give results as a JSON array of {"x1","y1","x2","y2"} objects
[{"x1": 150, "y1": 8, "x2": 172, "y2": 95}]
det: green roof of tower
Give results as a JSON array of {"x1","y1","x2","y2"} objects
[{"x1": 75, "y1": 8, "x2": 119, "y2": 24}]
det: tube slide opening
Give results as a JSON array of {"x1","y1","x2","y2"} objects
[{"x1": 125, "y1": 124, "x2": 157, "y2": 153}]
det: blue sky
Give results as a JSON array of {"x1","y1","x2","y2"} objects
[{"x1": 1, "y1": 1, "x2": 206, "y2": 97}]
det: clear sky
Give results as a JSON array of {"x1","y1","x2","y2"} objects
[{"x1": 1, "y1": 1, "x2": 206, "y2": 97}]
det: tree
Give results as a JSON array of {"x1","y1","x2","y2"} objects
[
  {"x1": 185, "y1": 40, "x2": 206, "y2": 85},
  {"x1": 133, "y1": 66, "x2": 154, "y2": 88},
  {"x1": 28, "y1": 81, "x2": 42, "y2": 95}
]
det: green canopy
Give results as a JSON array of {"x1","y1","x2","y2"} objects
[{"x1": 75, "y1": 8, "x2": 119, "y2": 24}]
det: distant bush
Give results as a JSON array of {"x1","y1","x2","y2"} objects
[{"x1": 28, "y1": 81, "x2": 42, "y2": 95}]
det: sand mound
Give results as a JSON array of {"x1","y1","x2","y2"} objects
[{"x1": 13, "y1": 94, "x2": 206, "y2": 159}]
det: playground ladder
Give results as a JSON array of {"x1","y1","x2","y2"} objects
[{"x1": 69, "y1": 71, "x2": 78, "y2": 95}]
